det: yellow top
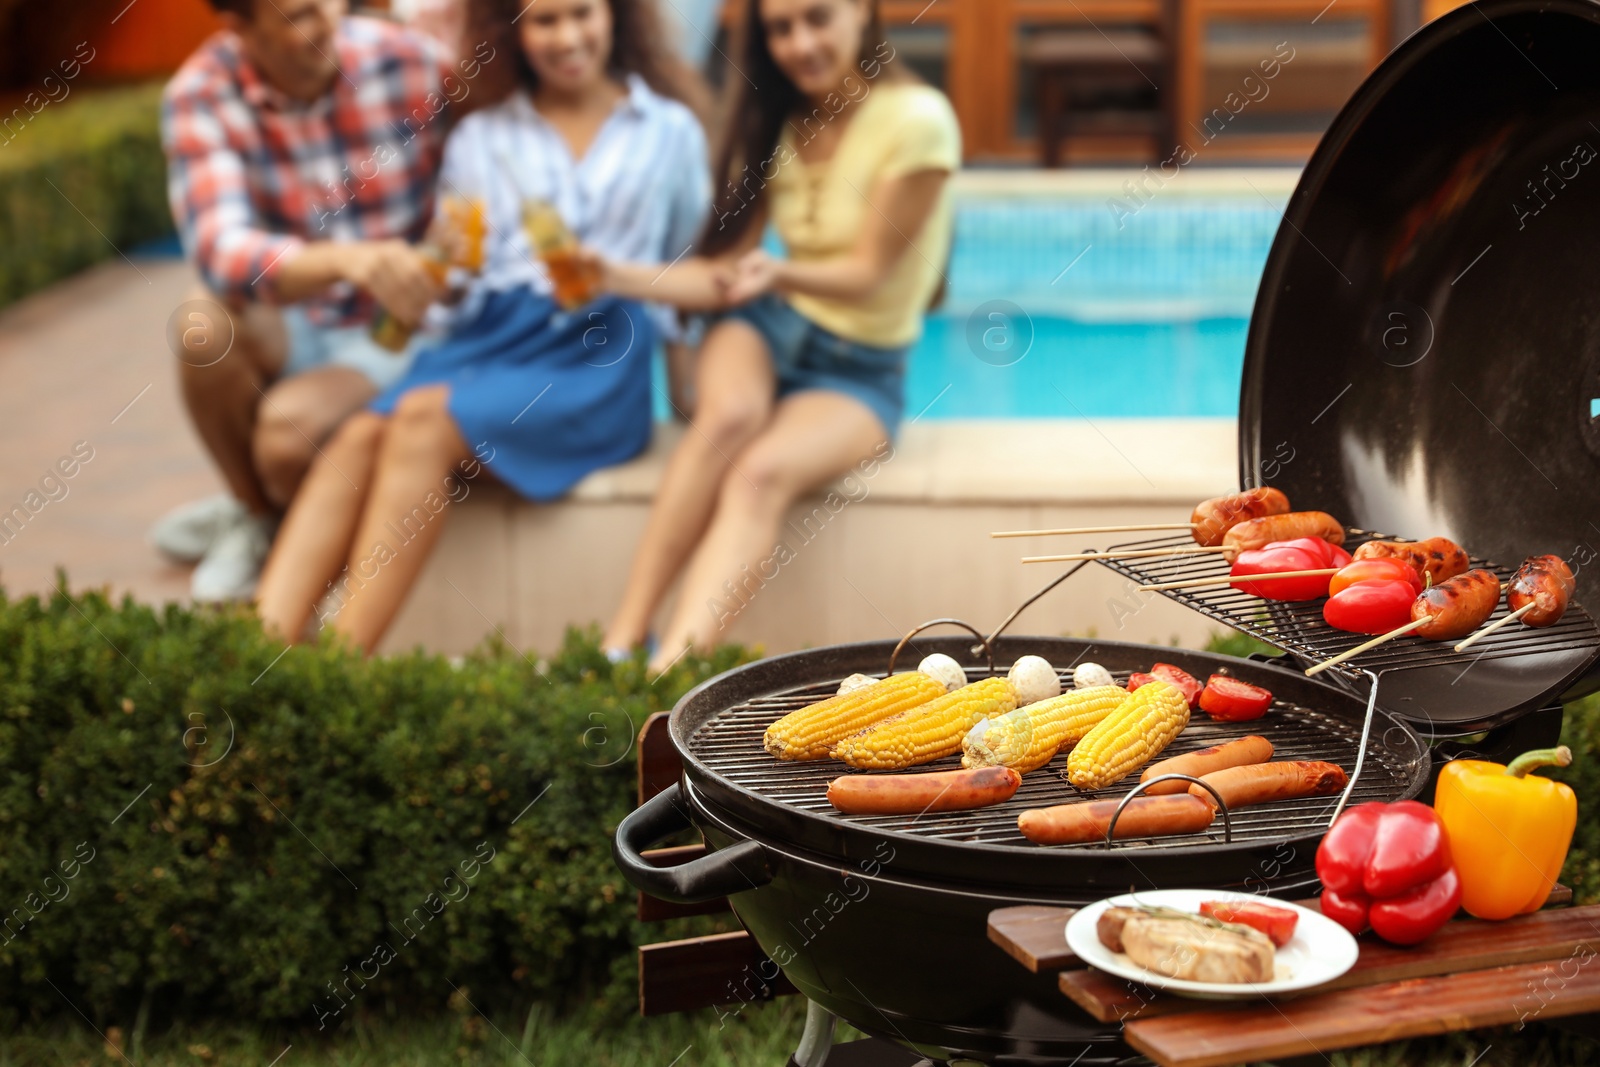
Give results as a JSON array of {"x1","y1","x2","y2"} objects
[{"x1": 769, "y1": 82, "x2": 962, "y2": 349}]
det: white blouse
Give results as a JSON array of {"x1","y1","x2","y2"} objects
[{"x1": 436, "y1": 75, "x2": 709, "y2": 335}]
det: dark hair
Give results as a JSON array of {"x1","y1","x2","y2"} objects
[
  {"x1": 466, "y1": 0, "x2": 708, "y2": 118},
  {"x1": 700, "y1": 0, "x2": 894, "y2": 257},
  {"x1": 206, "y1": 0, "x2": 253, "y2": 14}
]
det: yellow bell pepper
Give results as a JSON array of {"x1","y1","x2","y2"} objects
[{"x1": 1433, "y1": 746, "x2": 1577, "y2": 921}]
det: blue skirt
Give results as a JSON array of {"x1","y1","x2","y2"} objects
[{"x1": 372, "y1": 288, "x2": 656, "y2": 501}]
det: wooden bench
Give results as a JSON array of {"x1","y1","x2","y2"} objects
[
  {"x1": 632, "y1": 712, "x2": 926, "y2": 1066},
  {"x1": 987, "y1": 888, "x2": 1600, "y2": 1067}
]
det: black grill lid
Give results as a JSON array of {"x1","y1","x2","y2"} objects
[{"x1": 1239, "y1": 0, "x2": 1600, "y2": 709}]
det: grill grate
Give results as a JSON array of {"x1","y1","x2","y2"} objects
[
  {"x1": 686, "y1": 668, "x2": 1421, "y2": 852},
  {"x1": 1091, "y1": 532, "x2": 1600, "y2": 686}
]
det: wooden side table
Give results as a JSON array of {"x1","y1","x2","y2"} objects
[{"x1": 987, "y1": 888, "x2": 1600, "y2": 1067}]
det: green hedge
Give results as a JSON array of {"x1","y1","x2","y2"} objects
[
  {"x1": 0, "y1": 582, "x2": 746, "y2": 1028},
  {"x1": 0, "y1": 82, "x2": 171, "y2": 308}
]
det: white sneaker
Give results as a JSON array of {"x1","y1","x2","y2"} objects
[
  {"x1": 191, "y1": 511, "x2": 275, "y2": 603},
  {"x1": 150, "y1": 494, "x2": 247, "y2": 564}
]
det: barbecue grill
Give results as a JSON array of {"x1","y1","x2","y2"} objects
[
  {"x1": 613, "y1": 1, "x2": 1600, "y2": 1063},
  {"x1": 619, "y1": 637, "x2": 1427, "y2": 1066}
]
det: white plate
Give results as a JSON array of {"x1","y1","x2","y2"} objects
[{"x1": 1064, "y1": 888, "x2": 1358, "y2": 1001}]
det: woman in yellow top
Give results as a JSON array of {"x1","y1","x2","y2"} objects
[{"x1": 595, "y1": 0, "x2": 960, "y2": 670}]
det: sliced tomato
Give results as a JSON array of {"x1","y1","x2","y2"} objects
[
  {"x1": 1322, "y1": 579, "x2": 1416, "y2": 635},
  {"x1": 1150, "y1": 663, "x2": 1202, "y2": 707},
  {"x1": 1199, "y1": 899, "x2": 1300, "y2": 947},
  {"x1": 1126, "y1": 672, "x2": 1157, "y2": 691},
  {"x1": 1197, "y1": 674, "x2": 1272, "y2": 721},
  {"x1": 1329, "y1": 558, "x2": 1423, "y2": 597}
]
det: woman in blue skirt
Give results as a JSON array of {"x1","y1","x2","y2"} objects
[{"x1": 256, "y1": 0, "x2": 708, "y2": 651}]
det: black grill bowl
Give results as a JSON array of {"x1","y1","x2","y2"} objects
[{"x1": 615, "y1": 637, "x2": 1428, "y2": 1066}]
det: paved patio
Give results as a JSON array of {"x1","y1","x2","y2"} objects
[{"x1": 0, "y1": 256, "x2": 214, "y2": 606}]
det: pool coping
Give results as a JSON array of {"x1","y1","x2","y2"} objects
[
  {"x1": 952, "y1": 167, "x2": 1303, "y2": 199},
  {"x1": 570, "y1": 418, "x2": 1240, "y2": 507}
]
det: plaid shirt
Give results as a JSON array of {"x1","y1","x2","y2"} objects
[{"x1": 162, "y1": 17, "x2": 450, "y2": 327}]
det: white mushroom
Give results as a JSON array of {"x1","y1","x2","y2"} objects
[
  {"x1": 916, "y1": 653, "x2": 967, "y2": 693},
  {"x1": 1073, "y1": 662, "x2": 1117, "y2": 690},
  {"x1": 836, "y1": 673, "x2": 877, "y2": 696},
  {"x1": 1007, "y1": 655, "x2": 1060, "y2": 706}
]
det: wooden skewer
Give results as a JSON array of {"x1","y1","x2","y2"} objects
[
  {"x1": 1453, "y1": 602, "x2": 1536, "y2": 653},
  {"x1": 991, "y1": 522, "x2": 1198, "y2": 539},
  {"x1": 1305, "y1": 618, "x2": 1430, "y2": 677},
  {"x1": 1139, "y1": 568, "x2": 1338, "y2": 592},
  {"x1": 1022, "y1": 546, "x2": 1233, "y2": 564}
]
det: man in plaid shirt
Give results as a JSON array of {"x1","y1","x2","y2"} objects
[{"x1": 157, "y1": 0, "x2": 457, "y2": 602}]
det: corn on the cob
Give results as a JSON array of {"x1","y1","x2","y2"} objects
[
  {"x1": 764, "y1": 672, "x2": 946, "y2": 760},
  {"x1": 1066, "y1": 680, "x2": 1189, "y2": 790},
  {"x1": 832, "y1": 677, "x2": 1016, "y2": 770},
  {"x1": 961, "y1": 685, "x2": 1127, "y2": 774}
]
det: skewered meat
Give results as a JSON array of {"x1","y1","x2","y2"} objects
[
  {"x1": 1353, "y1": 537, "x2": 1470, "y2": 586},
  {"x1": 1508, "y1": 555, "x2": 1575, "y2": 627},
  {"x1": 1411, "y1": 569, "x2": 1501, "y2": 640},
  {"x1": 1191, "y1": 488, "x2": 1291, "y2": 546}
]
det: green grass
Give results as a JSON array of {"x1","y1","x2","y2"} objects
[
  {"x1": 5, "y1": 1001, "x2": 1600, "y2": 1066},
  {"x1": 0, "y1": 1001, "x2": 826, "y2": 1067}
]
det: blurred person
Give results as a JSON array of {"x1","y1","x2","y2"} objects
[
  {"x1": 595, "y1": 0, "x2": 959, "y2": 671},
  {"x1": 157, "y1": 0, "x2": 457, "y2": 601},
  {"x1": 254, "y1": 0, "x2": 709, "y2": 652}
]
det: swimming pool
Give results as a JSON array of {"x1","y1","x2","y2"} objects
[{"x1": 906, "y1": 190, "x2": 1287, "y2": 419}]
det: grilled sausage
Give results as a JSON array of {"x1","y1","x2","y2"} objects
[
  {"x1": 1139, "y1": 736, "x2": 1275, "y2": 795},
  {"x1": 1018, "y1": 794, "x2": 1215, "y2": 845},
  {"x1": 1191, "y1": 487, "x2": 1291, "y2": 547},
  {"x1": 1410, "y1": 568, "x2": 1501, "y2": 640},
  {"x1": 1353, "y1": 537, "x2": 1470, "y2": 586},
  {"x1": 1188, "y1": 760, "x2": 1347, "y2": 810},
  {"x1": 827, "y1": 766, "x2": 1020, "y2": 815},
  {"x1": 1508, "y1": 554, "x2": 1576, "y2": 627},
  {"x1": 1221, "y1": 511, "x2": 1345, "y2": 560}
]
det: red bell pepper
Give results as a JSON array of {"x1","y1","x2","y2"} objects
[
  {"x1": 1197, "y1": 674, "x2": 1273, "y2": 721},
  {"x1": 1370, "y1": 867, "x2": 1462, "y2": 945},
  {"x1": 1127, "y1": 672, "x2": 1157, "y2": 691},
  {"x1": 1323, "y1": 579, "x2": 1417, "y2": 635},
  {"x1": 1329, "y1": 558, "x2": 1423, "y2": 597},
  {"x1": 1275, "y1": 536, "x2": 1351, "y2": 569},
  {"x1": 1315, "y1": 801, "x2": 1459, "y2": 945},
  {"x1": 1150, "y1": 663, "x2": 1202, "y2": 707},
  {"x1": 1230, "y1": 542, "x2": 1334, "y2": 601}
]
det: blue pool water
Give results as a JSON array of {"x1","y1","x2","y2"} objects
[{"x1": 905, "y1": 193, "x2": 1285, "y2": 419}]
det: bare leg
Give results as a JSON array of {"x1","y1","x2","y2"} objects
[
  {"x1": 650, "y1": 391, "x2": 889, "y2": 671},
  {"x1": 174, "y1": 292, "x2": 287, "y2": 515},
  {"x1": 602, "y1": 320, "x2": 776, "y2": 651},
  {"x1": 256, "y1": 411, "x2": 386, "y2": 642},
  {"x1": 330, "y1": 384, "x2": 473, "y2": 653},
  {"x1": 253, "y1": 367, "x2": 379, "y2": 509}
]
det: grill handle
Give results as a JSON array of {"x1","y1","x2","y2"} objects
[
  {"x1": 1104, "y1": 774, "x2": 1233, "y2": 846},
  {"x1": 612, "y1": 782, "x2": 773, "y2": 904},
  {"x1": 887, "y1": 617, "x2": 995, "y2": 674}
]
